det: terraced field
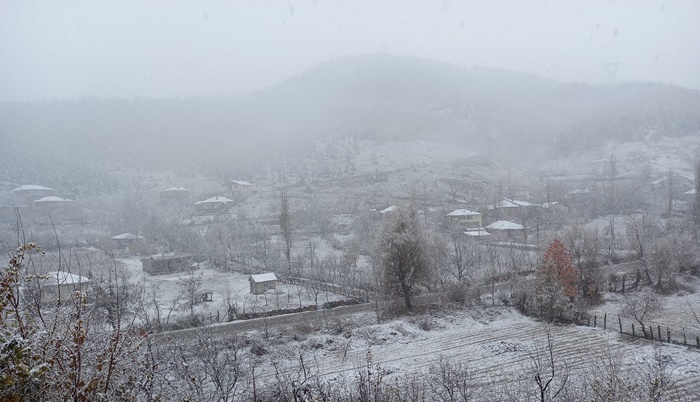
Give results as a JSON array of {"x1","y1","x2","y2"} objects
[{"x1": 252, "y1": 308, "x2": 700, "y2": 400}]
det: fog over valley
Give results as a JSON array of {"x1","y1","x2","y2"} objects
[{"x1": 2, "y1": 1, "x2": 700, "y2": 401}]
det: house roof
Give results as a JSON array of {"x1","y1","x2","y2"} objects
[
  {"x1": 250, "y1": 273, "x2": 277, "y2": 283},
  {"x1": 162, "y1": 187, "x2": 190, "y2": 192},
  {"x1": 541, "y1": 201, "x2": 559, "y2": 208},
  {"x1": 685, "y1": 189, "x2": 697, "y2": 195},
  {"x1": 464, "y1": 228, "x2": 490, "y2": 236},
  {"x1": 447, "y1": 209, "x2": 480, "y2": 216},
  {"x1": 112, "y1": 233, "x2": 144, "y2": 240},
  {"x1": 487, "y1": 198, "x2": 536, "y2": 210},
  {"x1": 195, "y1": 196, "x2": 233, "y2": 205},
  {"x1": 225, "y1": 180, "x2": 252, "y2": 186},
  {"x1": 12, "y1": 184, "x2": 55, "y2": 192},
  {"x1": 380, "y1": 206, "x2": 398, "y2": 214},
  {"x1": 33, "y1": 196, "x2": 73, "y2": 203},
  {"x1": 485, "y1": 220, "x2": 524, "y2": 230},
  {"x1": 568, "y1": 189, "x2": 591, "y2": 195},
  {"x1": 651, "y1": 172, "x2": 694, "y2": 186},
  {"x1": 43, "y1": 271, "x2": 90, "y2": 285}
]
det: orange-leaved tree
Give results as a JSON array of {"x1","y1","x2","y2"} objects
[{"x1": 535, "y1": 239, "x2": 580, "y2": 320}]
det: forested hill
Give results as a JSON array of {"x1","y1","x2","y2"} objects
[{"x1": 2, "y1": 53, "x2": 699, "y2": 182}]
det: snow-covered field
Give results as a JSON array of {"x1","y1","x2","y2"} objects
[
  {"x1": 119, "y1": 257, "x2": 346, "y2": 324},
  {"x1": 249, "y1": 306, "x2": 700, "y2": 399}
]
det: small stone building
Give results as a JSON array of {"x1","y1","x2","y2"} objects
[
  {"x1": 141, "y1": 253, "x2": 193, "y2": 275},
  {"x1": 249, "y1": 273, "x2": 277, "y2": 295}
]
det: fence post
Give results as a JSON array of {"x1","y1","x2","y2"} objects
[
  {"x1": 604, "y1": 313, "x2": 607, "y2": 330},
  {"x1": 667, "y1": 327, "x2": 670, "y2": 343},
  {"x1": 632, "y1": 323, "x2": 635, "y2": 336},
  {"x1": 618, "y1": 314, "x2": 623, "y2": 333},
  {"x1": 657, "y1": 325, "x2": 661, "y2": 342},
  {"x1": 697, "y1": 337, "x2": 699, "y2": 349},
  {"x1": 649, "y1": 325, "x2": 653, "y2": 341},
  {"x1": 683, "y1": 329, "x2": 687, "y2": 346},
  {"x1": 594, "y1": 315, "x2": 597, "y2": 327}
]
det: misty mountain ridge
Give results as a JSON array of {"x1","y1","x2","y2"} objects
[{"x1": 2, "y1": 53, "x2": 699, "y2": 187}]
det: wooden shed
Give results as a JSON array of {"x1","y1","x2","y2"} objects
[{"x1": 249, "y1": 273, "x2": 277, "y2": 295}]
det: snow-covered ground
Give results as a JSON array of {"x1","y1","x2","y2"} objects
[
  {"x1": 119, "y1": 257, "x2": 346, "y2": 324},
  {"x1": 247, "y1": 306, "x2": 700, "y2": 399}
]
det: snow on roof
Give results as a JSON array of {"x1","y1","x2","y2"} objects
[
  {"x1": 568, "y1": 189, "x2": 591, "y2": 195},
  {"x1": 685, "y1": 189, "x2": 696, "y2": 195},
  {"x1": 162, "y1": 186, "x2": 190, "y2": 192},
  {"x1": 652, "y1": 172, "x2": 694, "y2": 186},
  {"x1": 226, "y1": 180, "x2": 252, "y2": 186},
  {"x1": 12, "y1": 184, "x2": 55, "y2": 192},
  {"x1": 485, "y1": 220, "x2": 524, "y2": 230},
  {"x1": 112, "y1": 233, "x2": 144, "y2": 240},
  {"x1": 447, "y1": 209, "x2": 480, "y2": 216},
  {"x1": 43, "y1": 271, "x2": 90, "y2": 285},
  {"x1": 541, "y1": 201, "x2": 559, "y2": 208},
  {"x1": 33, "y1": 196, "x2": 73, "y2": 203},
  {"x1": 250, "y1": 273, "x2": 277, "y2": 283},
  {"x1": 380, "y1": 205, "x2": 398, "y2": 214},
  {"x1": 194, "y1": 196, "x2": 233, "y2": 204},
  {"x1": 464, "y1": 228, "x2": 490, "y2": 236},
  {"x1": 487, "y1": 199, "x2": 536, "y2": 209}
]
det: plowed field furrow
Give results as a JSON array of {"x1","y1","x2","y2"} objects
[{"x1": 251, "y1": 318, "x2": 700, "y2": 398}]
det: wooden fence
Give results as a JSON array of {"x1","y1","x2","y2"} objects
[{"x1": 584, "y1": 312, "x2": 700, "y2": 349}]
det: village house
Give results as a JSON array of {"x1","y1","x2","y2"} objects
[
  {"x1": 485, "y1": 198, "x2": 538, "y2": 220},
  {"x1": 194, "y1": 196, "x2": 233, "y2": 214},
  {"x1": 485, "y1": 220, "x2": 525, "y2": 240},
  {"x1": 12, "y1": 184, "x2": 56, "y2": 205},
  {"x1": 379, "y1": 205, "x2": 398, "y2": 215},
  {"x1": 249, "y1": 272, "x2": 277, "y2": 295},
  {"x1": 111, "y1": 233, "x2": 144, "y2": 254},
  {"x1": 463, "y1": 228, "x2": 490, "y2": 238},
  {"x1": 222, "y1": 180, "x2": 254, "y2": 198},
  {"x1": 159, "y1": 187, "x2": 190, "y2": 203},
  {"x1": 141, "y1": 253, "x2": 193, "y2": 275},
  {"x1": 446, "y1": 209, "x2": 482, "y2": 231},
  {"x1": 20, "y1": 271, "x2": 90, "y2": 306}
]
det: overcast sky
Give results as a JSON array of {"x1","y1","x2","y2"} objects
[{"x1": 1, "y1": 0, "x2": 699, "y2": 102}]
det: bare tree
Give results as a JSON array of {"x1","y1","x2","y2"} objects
[
  {"x1": 373, "y1": 204, "x2": 435, "y2": 309},
  {"x1": 178, "y1": 265, "x2": 203, "y2": 316},
  {"x1": 279, "y1": 189, "x2": 293, "y2": 272},
  {"x1": 621, "y1": 287, "x2": 663, "y2": 338},
  {"x1": 625, "y1": 215, "x2": 656, "y2": 287},
  {"x1": 528, "y1": 325, "x2": 569, "y2": 402},
  {"x1": 448, "y1": 234, "x2": 471, "y2": 282}
]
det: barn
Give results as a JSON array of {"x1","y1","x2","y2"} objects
[{"x1": 249, "y1": 273, "x2": 277, "y2": 295}]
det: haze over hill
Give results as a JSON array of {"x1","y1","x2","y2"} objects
[{"x1": 2, "y1": 54, "x2": 700, "y2": 188}]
